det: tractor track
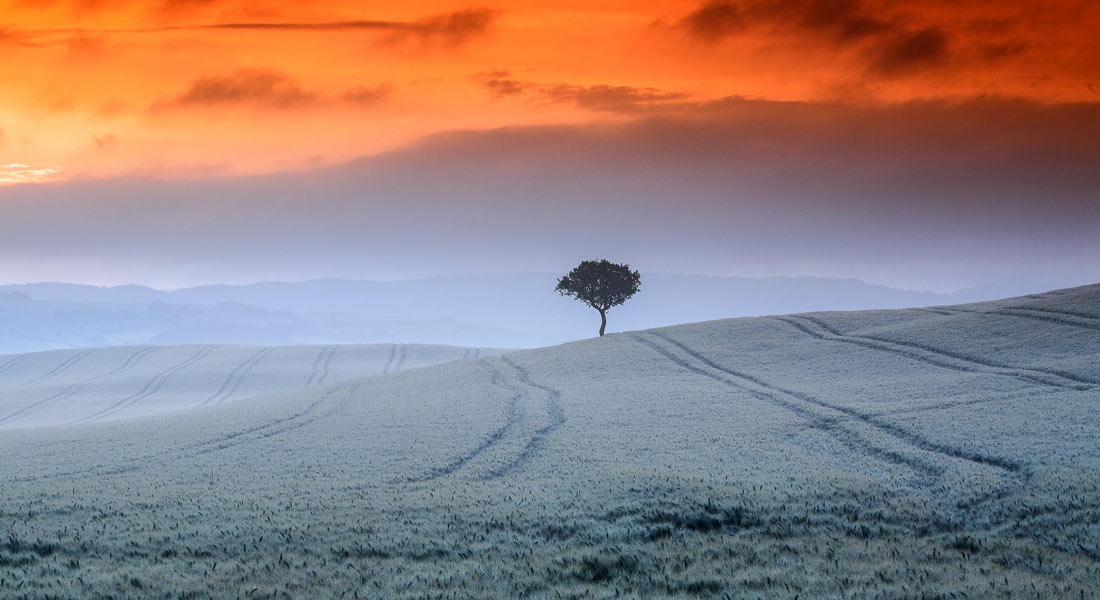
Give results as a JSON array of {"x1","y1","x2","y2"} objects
[
  {"x1": 990, "y1": 306, "x2": 1100, "y2": 332},
  {"x1": 315, "y1": 346, "x2": 336, "y2": 385},
  {"x1": 0, "y1": 383, "x2": 85, "y2": 426},
  {"x1": 381, "y1": 344, "x2": 398, "y2": 374},
  {"x1": 1, "y1": 347, "x2": 160, "y2": 426},
  {"x1": 86, "y1": 346, "x2": 158, "y2": 382},
  {"x1": 75, "y1": 345, "x2": 215, "y2": 424},
  {"x1": 775, "y1": 315, "x2": 1096, "y2": 390},
  {"x1": 23, "y1": 349, "x2": 94, "y2": 387},
  {"x1": 305, "y1": 346, "x2": 338, "y2": 387},
  {"x1": 637, "y1": 331, "x2": 1021, "y2": 481},
  {"x1": 483, "y1": 357, "x2": 565, "y2": 479},
  {"x1": 0, "y1": 354, "x2": 28, "y2": 377},
  {"x1": 392, "y1": 344, "x2": 408, "y2": 373},
  {"x1": 204, "y1": 348, "x2": 271, "y2": 406},
  {"x1": 9, "y1": 380, "x2": 363, "y2": 484},
  {"x1": 408, "y1": 361, "x2": 527, "y2": 482}
]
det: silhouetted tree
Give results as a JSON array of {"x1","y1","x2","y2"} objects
[{"x1": 556, "y1": 259, "x2": 641, "y2": 337}]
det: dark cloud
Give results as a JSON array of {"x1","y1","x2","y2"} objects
[
  {"x1": 471, "y1": 70, "x2": 531, "y2": 97},
  {"x1": 539, "y1": 84, "x2": 690, "y2": 113},
  {"x1": 4, "y1": 8, "x2": 498, "y2": 47},
  {"x1": 671, "y1": 0, "x2": 1080, "y2": 79},
  {"x1": 868, "y1": 27, "x2": 949, "y2": 76},
  {"x1": 387, "y1": 8, "x2": 498, "y2": 45},
  {"x1": 679, "y1": 0, "x2": 890, "y2": 44},
  {"x1": 160, "y1": 69, "x2": 318, "y2": 110},
  {"x1": 153, "y1": 70, "x2": 393, "y2": 112},
  {"x1": 340, "y1": 84, "x2": 391, "y2": 106},
  {"x1": 472, "y1": 72, "x2": 689, "y2": 113}
]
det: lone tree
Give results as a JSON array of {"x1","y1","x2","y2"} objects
[{"x1": 556, "y1": 259, "x2": 641, "y2": 337}]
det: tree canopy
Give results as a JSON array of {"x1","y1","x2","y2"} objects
[{"x1": 555, "y1": 260, "x2": 641, "y2": 336}]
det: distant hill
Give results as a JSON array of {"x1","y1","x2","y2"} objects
[{"x1": 0, "y1": 274, "x2": 1064, "y2": 352}]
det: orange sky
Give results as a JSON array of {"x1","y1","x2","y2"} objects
[{"x1": 1, "y1": 0, "x2": 1097, "y2": 183}]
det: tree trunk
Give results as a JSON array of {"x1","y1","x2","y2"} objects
[{"x1": 598, "y1": 308, "x2": 607, "y2": 337}]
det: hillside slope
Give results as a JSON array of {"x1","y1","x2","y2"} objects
[
  {"x1": 1, "y1": 285, "x2": 1099, "y2": 598},
  {"x1": 0, "y1": 343, "x2": 501, "y2": 429}
]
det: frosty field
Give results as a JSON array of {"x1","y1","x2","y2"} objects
[
  {"x1": 0, "y1": 343, "x2": 497, "y2": 429},
  {"x1": 1, "y1": 286, "x2": 1099, "y2": 598}
]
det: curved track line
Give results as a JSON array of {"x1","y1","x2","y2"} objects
[
  {"x1": 633, "y1": 334, "x2": 940, "y2": 479},
  {"x1": 914, "y1": 308, "x2": 958, "y2": 317},
  {"x1": 86, "y1": 346, "x2": 158, "y2": 382},
  {"x1": 0, "y1": 383, "x2": 85, "y2": 426},
  {"x1": 484, "y1": 357, "x2": 565, "y2": 479},
  {"x1": 776, "y1": 315, "x2": 1096, "y2": 390},
  {"x1": 11, "y1": 381, "x2": 364, "y2": 484},
  {"x1": 205, "y1": 348, "x2": 272, "y2": 405},
  {"x1": 315, "y1": 346, "x2": 336, "y2": 385},
  {"x1": 381, "y1": 344, "x2": 398, "y2": 374},
  {"x1": 409, "y1": 362, "x2": 526, "y2": 482},
  {"x1": 991, "y1": 306, "x2": 1100, "y2": 332},
  {"x1": 0, "y1": 354, "x2": 28, "y2": 377},
  {"x1": 641, "y1": 331, "x2": 1020, "y2": 476},
  {"x1": 23, "y1": 349, "x2": 94, "y2": 386},
  {"x1": 75, "y1": 345, "x2": 215, "y2": 423},
  {"x1": 392, "y1": 344, "x2": 408, "y2": 373},
  {"x1": 2, "y1": 347, "x2": 158, "y2": 426},
  {"x1": 304, "y1": 346, "x2": 333, "y2": 387}
]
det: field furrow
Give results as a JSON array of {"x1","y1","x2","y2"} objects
[
  {"x1": 23, "y1": 349, "x2": 93, "y2": 386},
  {"x1": 75, "y1": 345, "x2": 216, "y2": 423},
  {"x1": 777, "y1": 315, "x2": 1095, "y2": 389},
  {"x1": 204, "y1": 348, "x2": 272, "y2": 405}
]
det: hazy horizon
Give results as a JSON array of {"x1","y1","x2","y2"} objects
[{"x1": 0, "y1": 269, "x2": 1092, "y2": 297}]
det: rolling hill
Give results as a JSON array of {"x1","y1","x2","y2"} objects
[
  {"x1": 1, "y1": 285, "x2": 1098, "y2": 598},
  {"x1": 0, "y1": 343, "x2": 501, "y2": 429}
]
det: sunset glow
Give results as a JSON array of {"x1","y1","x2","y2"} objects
[{"x1": 1, "y1": 0, "x2": 1097, "y2": 181}]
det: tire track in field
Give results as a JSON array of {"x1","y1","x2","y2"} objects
[
  {"x1": 638, "y1": 331, "x2": 1021, "y2": 478},
  {"x1": 304, "y1": 346, "x2": 335, "y2": 387},
  {"x1": 776, "y1": 315, "x2": 1096, "y2": 390},
  {"x1": 86, "y1": 346, "x2": 159, "y2": 382},
  {"x1": 381, "y1": 344, "x2": 398, "y2": 374},
  {"x1": 10, "y1": 380, "x2": 365, "y2": 484},
  {"x1": 204, "y1": 348, "x2": 272, "y2": 405},
  {"x1": 914, "y1": 308, "x2": 958, "y2": 317},
  {"x1": 392, "y1": 344, "x2": 408, "y2": 373},
  {"x1": 633, "y1": 333, "x2": 941, "y2": 480},
  {"x1": 75, "y1": 345, "x2": 215, "y2": 424},
  {"x1": 316, "y1": 346, "x2": 336, "y2": 384},
  {"x1": 0, "y1": 354, "x2": 28, "y2": 377},
  {"x1": 408, "y1": 361, "x2": 527, "y2": 482},
  {"x1": 0, "y1": 383, "x2": 85, "y2": 426},
  {"x1": 1, "y1": 347, "x2": 159, "y2": 426},
  {"x1": 23, "y1": 349, "x2": 94, "y2": 386},
  {"x1": 483, "y1": 356, "x2": 565, "y2": 479},
  {"x1": 990, "y1": 306, "x2": 1100, "y2": 333}
]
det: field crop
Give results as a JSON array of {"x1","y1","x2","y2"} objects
[
  {"x1": 0, "y1": 343, "x2": 500, "y2": 429},
  {"x1": 1, "y1": 286, "x2": 1099, "y2": 598}
]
